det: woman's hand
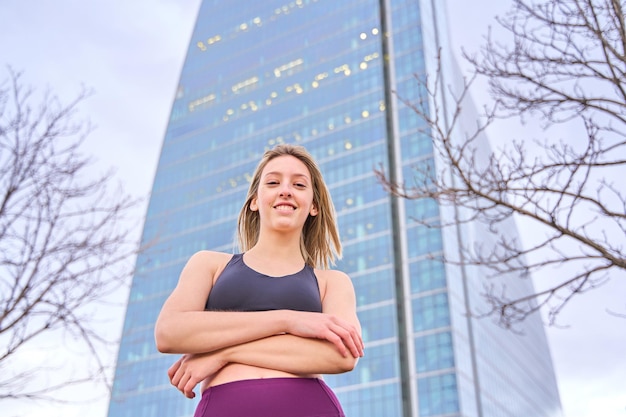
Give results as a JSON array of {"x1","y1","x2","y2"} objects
[
  {"x1": 286, "y1": 311, "x2": 364, "y2": 358},
  {"x1": 168, "y1": 352, "x2": 227, "y2": 399}
]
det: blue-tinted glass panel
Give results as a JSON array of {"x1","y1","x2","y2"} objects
[
  {"x1": 412, "y1": 292, "x2": 451, "y2": 332},
  {"x1": 409, "y1": 258, "x2": 446, "y2": 294},
  {"x1": 417, "y1": 372, "x2": 460, "y2": 416},
  {"x1": 415, "y1": 331, "x2": 455, "y2": 373},
  {"x1": 406, "y1": 223, "x2": 443, "y2": 258},
  {"x1": 352, "y1": 267, "x2": 395, "y2": 306},
  {"x1": 326, "y1": 341, "x2": 399, "y2": 387},
  {"x1": 358, "y1": 304, "x2": 397, "y2": 342},
  {"x1": 336, "y1": 382, "x2": 402, "y2": 417}
]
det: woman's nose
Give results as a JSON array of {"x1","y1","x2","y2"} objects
[{"x1": 279, "y1": 184, "x2": 292, "y2": 197}]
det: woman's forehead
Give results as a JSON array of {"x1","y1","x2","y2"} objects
[{"x1": 262, "y1": 155, "x2": 311, "y2": 177}]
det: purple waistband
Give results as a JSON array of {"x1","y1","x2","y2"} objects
[{"x1": 194, "y1": 377, "x2": 345, "y2": 417}]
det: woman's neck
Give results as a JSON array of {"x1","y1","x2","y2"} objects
[
  {"x1": 244, "y1": 243, "x2": 306, "y2": 276},
  {"x1": 248, "y1": 225, "x2": 307, "y2": 263}
]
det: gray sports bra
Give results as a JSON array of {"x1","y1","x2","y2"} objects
[{"x1": 205, "y1": 253, "x2": 322, "y2": 313}]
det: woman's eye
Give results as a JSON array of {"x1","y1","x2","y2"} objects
[{"x1": 295, "y1": 183, "x2": 306, "y2": 188}]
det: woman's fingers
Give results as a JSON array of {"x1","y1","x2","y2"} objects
[
  {"x1": 168, "y1": 356, "x2": 184, "y2": 385},
  {"x1": 175, "y1": 366, "x2": 197, "y2": 398},
  {"x1": 289, "y1": 312, "x2": 364, "y2": 357},
  {"x1": 329, "y1": 322, "x2": 363, "y2": 358},
  {"x1": 168, "y1": 352, "x2": 227, "y2": 398},
  {"x1": 183, "y1": 376, "x2": 200, "y2": 399},
  {"x1": 168, "y1": 355, "x2": 196, "y2": 398},
  {"x1": 315, "y1": 315, "x2": 362, "y2": 358},
  {"x1": 324, "y1": 330, "x2": 348, "y2": 357},
  {"x1": 330, "y1": 316, "x2": 363, "y2": 355}
]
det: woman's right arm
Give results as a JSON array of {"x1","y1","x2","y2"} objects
[
  {"x1": 155, "y1": 250, "x2": 286, "y2": 354},
  {"x1": 154, "y1": 251, "x2": 360, "y2": 356}
]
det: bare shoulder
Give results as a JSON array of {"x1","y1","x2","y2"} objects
[
  {"x1": 314, "y1": 268, "x2": 355, "y2": 299},
  {"x1": 314, "y1": 268, "x2": 350, "y2": 281},
  {"x1": 315, "y1": 269, "x2": 359, "y2": 322},
  {"x1": 161, "y1": 251, "x2": 235, "y2": 313},
  {"x1": 180, "y1": 250, "x2": 234, "y2": 284},
  {"x1": 187, "y1": 250, "x2": 233, "y2": 266}
]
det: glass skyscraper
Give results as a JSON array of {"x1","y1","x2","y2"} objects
[{"x1": 108, "y1": 1, "x2": 562, "y2": 416}]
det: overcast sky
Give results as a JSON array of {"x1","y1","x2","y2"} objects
[{"x1": 1, "y1": 1, "x2": 625, "y2": 417}]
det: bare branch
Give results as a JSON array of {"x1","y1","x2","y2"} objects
[
  {"x1": 0, "y1": 67, "x2": 141, "y2": 402},
  {"x1": 378, "y1": 0, "x2": 626, "y2": 328}
]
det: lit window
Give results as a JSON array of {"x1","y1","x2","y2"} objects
[
  {"x1": 334, "y1": 64, "x2": 349, "y2": 74},
  {"x1": 207, "y1": 35, "x2": 221, "y2": 45},
  {"x1": 188, "y1": 93, "x2": 216, "y2": 112},
  {"x1": 364, "y1": 52, "x2": 379, "y2": 62},
  {"x1": 274, "y1": 58, "x2": 304, "y2": 77},
  {"x1": 232, "y1": 76, "x2": 259, "y2": 93}
]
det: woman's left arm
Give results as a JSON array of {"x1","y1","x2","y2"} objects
[{"x1": 225, "y1": 269, "x2": 363, "y2": 370}]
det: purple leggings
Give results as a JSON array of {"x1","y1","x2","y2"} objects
[{"x1": 193, "y1": 377, "x2": 345, "y2": 417}]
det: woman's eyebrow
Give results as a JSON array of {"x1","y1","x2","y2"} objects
[{"x1": 263, "y1": 171, "x2": 311, "y2": 181}]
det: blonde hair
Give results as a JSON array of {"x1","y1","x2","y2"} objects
[{"x1": 237, "y1": 144, "x2": 341, "y2": 269}]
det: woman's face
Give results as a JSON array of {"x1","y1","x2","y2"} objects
[{"x1": 250, "y1": 155, "x2": 318, "y2": 233}]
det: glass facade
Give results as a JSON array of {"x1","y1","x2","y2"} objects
[{"x1": 108, "y1": 1, "x2": 562, "y2": 416}]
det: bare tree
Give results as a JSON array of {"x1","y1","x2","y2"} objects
[
  {"x1": 377, "y1": 0, "x2": 626, "y2": 327},
  {"x1": 0, "y1": 68, "x2": 139, "y2": 402}
]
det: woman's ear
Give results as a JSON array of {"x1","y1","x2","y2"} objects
[
  {"x1": 309, "y1": 204, "x2": 318, "y2": 216},
  {"x1": 250, "y1": 197, "x2": 259, "y2": 211}
]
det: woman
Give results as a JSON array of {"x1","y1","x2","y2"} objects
[{"x1": 154, "y1": 144, "x2": 364, "y2": 417}]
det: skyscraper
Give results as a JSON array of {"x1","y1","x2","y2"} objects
[{"x1": 108, "y1": 1, "x2": 562, "y2": 416}]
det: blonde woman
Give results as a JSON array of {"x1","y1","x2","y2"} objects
[{"x1": 155, "y1": 144, "x2": 363, "y2": 417}]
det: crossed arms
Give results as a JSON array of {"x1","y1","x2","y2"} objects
[{"x1": 154, "y1": 251, "x2": 364, "y2": 398}]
